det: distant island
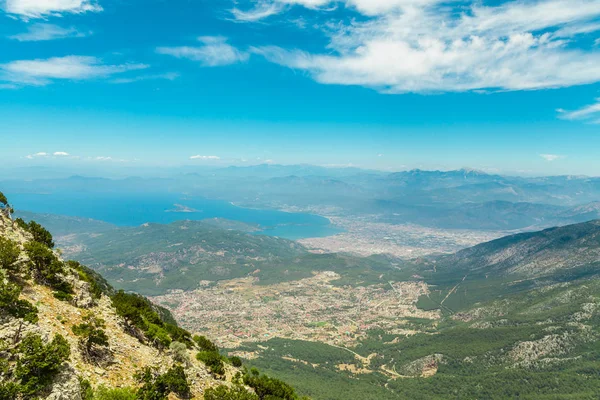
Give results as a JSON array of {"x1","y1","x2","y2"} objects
[{"x1": 166, "y1": 204, "x2": 200, "y2": 213}]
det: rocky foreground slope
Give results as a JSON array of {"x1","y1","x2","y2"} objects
[{"x1": 0, "y1": 195, "x2": 305, "y2": 400}]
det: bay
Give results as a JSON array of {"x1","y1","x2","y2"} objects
[{"x1": 7, "y1": 192, "x2": 342, "y2": 240}]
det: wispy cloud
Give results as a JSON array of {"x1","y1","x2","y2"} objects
[
  {"x1": 245, "y1": 0, "x2": 600, "y2": 93},
  {"x1": 0, "y1": 56, "x2": 148, "y2": 87},
  {"x1": 9, "y1": 23, "x2": 90, "y2": 42},
  {"x1": 557, "y1": 99, "x2": 600, "y2": 123},
  {"x1": 3, "y1": 0, "x2": 102, "y2": 19},
  {"x1": 190, "y1": 155, "x2": 221, "y2": 160},
  {"x1": 157, "y1": 36, "x2": 249, "y2": 67},
  {"x1": 90, "y1": 156, "x2": 132, "y2": 162},
  {"x1": 540, "y1": 154, "x2": 565, "y2": 162},
  {"x1": 24, "y1": 152, "x2": 134, "y2": 162},
  {"x1": 111, "y1": 72, "x2": 180, "y2": 84},
  {"x1": 231, "y1": 1, "x2": 285, "y2": 22},
  {"x1": 233, "y1": 0, "x2": 431, "y2": 18}
]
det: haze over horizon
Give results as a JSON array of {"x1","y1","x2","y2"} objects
[{"x1": 3, "y1": 163, "x2": 600, "y2": 181}]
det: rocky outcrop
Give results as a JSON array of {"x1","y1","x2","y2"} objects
[
  {"x1": 47, "y1": 365, "x2": 83, "y2": 400},
  {"x1": 398, "y1": 354, "x2": 443, "y2": 377}
]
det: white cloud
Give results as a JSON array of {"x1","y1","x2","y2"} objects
[
  {"x1": 26, "y1": 151, "x2": 72, "y2": 159},
  {"x1": 157, "y1": 37, "x2": 249, "y2": 67},
  {"x1": 558, "y1": 99, "x2": 600, "y2": 123},
  {"x1": 23, "y1": 152, "x2": 133, "y2": 162},
  {"x1": 3, "y1": 0, "x2": 102, "y2": 19},
  {"x1": 9, "y1": 23, "x2": 90, "y2": 42},
  {"x1": 0, "y1": 56, "x2": 148, "y2": 87},
  {"x1": 540, "y1": 154, "x2": 565, "y2": 162},
  {"x1": 25, "y1": 152, "x2": 48, "y2": 159},
  {"x1": 190, "y1": 155, "x2": 221, "y2": 160},
  {"x1": 246, "y1": 0, "x2": 600, "y2": 93}
]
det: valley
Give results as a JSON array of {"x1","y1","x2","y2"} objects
[
  {"x1": 151, "y1": 271, "x2": 439, "y2": 349},
  {"x1": 4, "y1": 168, "x2": 600, "y2": 399},
  {"x1": 297, "y1": 216, "x2": 504, "y2": 257}
]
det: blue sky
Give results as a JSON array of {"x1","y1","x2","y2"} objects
[{"x1": 1, "y1": 0, "x2": 600, "y2": 175}]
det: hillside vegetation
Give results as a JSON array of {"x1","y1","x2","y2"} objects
[
  {"x1": 0, "y1": 192, "x2": 306, "y2": 400},
  {"x1": 51, "y1": 219, "x2": 392, "y2": 295},
  {"x1": 228, "y1": 220, "x2": 600, "y2": 399}
]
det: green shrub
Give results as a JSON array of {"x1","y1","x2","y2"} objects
[
  {"x1": 93, "y1": 386, "x2": 137, "y2": 400},
  {"x1": 53, "y1": 290, "x2": 73, "y2": 301},
  {"x1": 14, "y1": 334, "x2": 70, "y2": 396},
  {"x1": 146, "y1": 322, "x2": 172, "y2": 349},
  {"x1": 15, "y1": 218, "x2": 54, "y2": 248},
  {"x1": 229, "y1": 356, "x2": 243, "y2": 368},
  {"x1": 193, "y1": 335, "x2": 218, "y2": 352},
  {"x1": 24, "y1": 242, "x2": 74, "y2": 297},
  {"x1": 72, "y1": 313, "x2": 110, "y2": 361},
  {"x1": 169, "y1": 341, "x2": 189, "y2": 365},
  {"x1": 80, "y1": 378, "x2": 94, "y2": 400},
  {"x1": 204, "y1": 385, "x2": 259, "y2": 400},
  {"x1": 68, "y1": 260, "x2": 114, "y2": 299},
  {"x1": 24, "y1": 241, "x2": 55, "y2": 271},
  {"x1": 111, "y1": 290, "x2": 191, "y2": 349},
  {"x1": 0, "y1": 382, "x2": 19, "y2": 399},
  {"x1": 196, "y1": 351, "x2": 225, "y2": 375},
  {"x1": 0, "y1": 236, "x2": 20, "y2": 273},
  {"x1": 0, "y1": 191, "x2": 8, "y2": 207},
  {"x1": 243, "y1": 372, "x2": 298, "y2": 400},
  {"x1": 164, "y1": 323, "x2": 192, "y2": 346},
  {"x1": 135, "y1": 365, "x2": 191, "y2": 400},
  {"x1": 159, "y1": 365, "x2": 191, "y2": 398},
  {"x1": 0, "y1": 277, "x2": 38, "y2": 323}
]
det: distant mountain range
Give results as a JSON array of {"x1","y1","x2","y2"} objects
[{"x1": 3, "y1": 166, "x2": 600, "y2": 231}]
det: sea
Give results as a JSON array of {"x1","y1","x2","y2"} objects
[{"x1": 8, "y1": 192, "x2": 343, "y2": 240}]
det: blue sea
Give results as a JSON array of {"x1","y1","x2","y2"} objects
[{"x1": 8, "y1": 192, "x2": 342, "y2": 240}]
